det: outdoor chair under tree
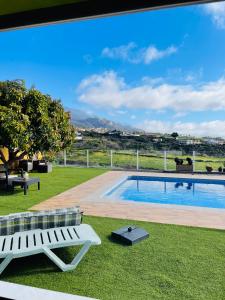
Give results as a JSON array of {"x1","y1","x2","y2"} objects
[
  {"x1": 0, "y1": 167, "x2": 23, "y2": 190},
  {"x1": 0, "y1": 207, "x2": 101, "y2": 274},
  {"x1": 0, "y1": 169, "x2": 8, "y2": 190}
]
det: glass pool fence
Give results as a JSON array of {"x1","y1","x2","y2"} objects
[{"x1": 53, "y1": 149, "x2": 225, "y2": 172}]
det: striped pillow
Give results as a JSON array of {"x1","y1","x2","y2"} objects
[{"x1": 0, "y1": 207, "x2": 83, "y2": 236}]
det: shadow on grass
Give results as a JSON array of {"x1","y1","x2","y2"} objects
[
  {"x1": 0, "y1": 187, "x2": 25, "y2": 197},
  {"x1": 1, "y1": 246, "x2": 83, "y2": 279}
]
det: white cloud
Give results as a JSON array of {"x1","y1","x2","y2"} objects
[
  {"x1": 102, "y1": 43, "x2": 178, "y2": 64},
  {"x1": 144, "y1": 45, "x2": 177, "y2": 64},
  {"x1": 203, "y1": 2, "x2": 225, "y2": 29},
  {"x1": 138, "y1": 120, "x2": 225, "y2": 137},
  {"x1": 77, "y1": 70, "x2": 225, "y2": 112},
  {"x1": 185, "y1": 74, "x2": 195, "y2": 82},
  {"x1": 142, "y1": 76, "x2": 164, "y2": 85},
  {"x1": 167, "y1": 67, "x2": 203, "y2": 83},
  {"x1": 102, "y1": 42, "x2": 137, "y2": 63},
  {"x1": 116, "y1": 110, "x2": 127, "y2": 115}
]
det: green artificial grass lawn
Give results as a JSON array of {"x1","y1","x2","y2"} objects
[
  {"x1": 2, "y1": 217, "x2": 225, "y2": 300},
  {"x1": 0, "y1": 166, "x2": 106, "y2": 214},
  {"x1": 0, "y1": 167, "x2": 225, "y2": 299}
]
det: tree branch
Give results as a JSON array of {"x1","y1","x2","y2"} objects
[
  {"x1": 0, "y1": 149, "x2": 7, "y2": 164},
  {"x1": 14, "y1": 149, "x2": 21, "y2": 156},
  {"x1": 15, "y1": 151, "x2": 28, "y2": 161}
]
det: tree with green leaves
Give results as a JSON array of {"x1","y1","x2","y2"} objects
[
  {"x1": 171, "y1": 132, "x2": 179, "y2": 139},
  {"x1": 0, "y1": 80, "x2": 75, "y2": 169}
]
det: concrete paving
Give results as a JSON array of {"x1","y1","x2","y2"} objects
[{"x1": 0, "y1": 281, "x2": 97, "y2": 300}]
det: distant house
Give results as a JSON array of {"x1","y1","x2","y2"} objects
[
  {"x1": 93, "y1": 128, "x2": 108, "y2": 134},
  {"x1": 121, "y1": 132, "x2": 140, "y2": 137},
  {"x1": 152, "y1": 138, "x2": 163, "y2": 142},
  {"x1": 108, "y1": 130, "x2": 122, "y2": 135},
  {"x1": 202, "y1": 137, "x2": 225, "y2": 145},
  {"x1": 177, "y1": 136, "x2": 202, "y2": 145},
  {"x1": 75, "y1": 131, "x2": 83, "y2": 141}
]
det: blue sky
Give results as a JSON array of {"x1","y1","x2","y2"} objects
[{"x1": 1, "y1": 2, "x2": 225, "y2": 136}]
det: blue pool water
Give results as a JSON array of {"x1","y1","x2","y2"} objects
[{"x1": 106, "y1": 176, "x2": 225, "y2": 209}]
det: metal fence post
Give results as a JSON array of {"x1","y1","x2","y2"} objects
[
  {"x1": 63, "y1": 150, "x2": 67, "y2": 167},
  {"x1": 164, "y1": 150, "x2": 167, "y2": 171},
  {"x1": 136, "y1": 150, "x2": 139, "y2": 171},
  {"x1": 192, "y1": 150, "x2": 195, "y2": 172},
  {"x1": 110, "y1": 150, "x2": 113, "y2": 168},
  {"x1": 87, "y1": 149, "x2": 89, "y2": 168}
]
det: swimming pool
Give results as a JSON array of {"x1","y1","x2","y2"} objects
[{"x1": 106, "y1": 176, "x2": 225, "y2": 209}]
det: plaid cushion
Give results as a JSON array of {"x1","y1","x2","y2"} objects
[{"x1": 0, "y1": 207, "x2": 83, "y2": 236}]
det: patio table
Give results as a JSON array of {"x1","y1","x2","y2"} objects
[{"x1": 12, "y1": 177, "x2": 40, "y2": 195}]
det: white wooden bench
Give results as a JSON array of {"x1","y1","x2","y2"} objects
[{"x1": 0, "y1": 224, "x2": 101, "y2": 274}]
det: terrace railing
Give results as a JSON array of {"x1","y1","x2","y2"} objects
[{"x1": 53, "y1": 149, "x2": 225, "y2": 172}]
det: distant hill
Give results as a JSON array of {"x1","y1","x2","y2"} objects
[{"x1": 67, "y1": 108, "x2": 136, "y2": 132}]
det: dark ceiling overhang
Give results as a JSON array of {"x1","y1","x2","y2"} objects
[{"x1": 0, "y1": 0, "x2": 222, "y2": 31}]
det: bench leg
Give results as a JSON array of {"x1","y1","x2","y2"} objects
[
  {"x1": 43, "y1": 242, "x2": 92, "y2": 272},
  {"x1": 24, "y1": 184, "x2": 28, "y2": 195},
  {"x1": 0, "y1": 254, "x2": 13, "y2": 275}
]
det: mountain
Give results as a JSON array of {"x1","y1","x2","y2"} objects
[{"x1": 67, "y1": 108, "x2": 136, "y2": 132}]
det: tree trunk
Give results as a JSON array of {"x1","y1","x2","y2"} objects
[{"x1": 0, "y1": 148, "x2": 27, "y2": 171}]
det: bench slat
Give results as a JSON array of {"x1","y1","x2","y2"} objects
[
  {"x1": 20, "y1": 234, "x2": 28, "y2": 250},
  {"x1": 0, "y1": 237, "x2": 5, "y2": 251},
  {"x1": 34, "y1": 231, "x2": 43, "y2": 247},
  {"x1": 46, "y1": 230, "x2": 58, "y2": 244},
  {"x1": 53, "y1": 228, "x2": 65, "y2": 244},
  {"x1": 27, "y1": 232, "x2": 35, "y2": 248},
  {"x1": 60, "y1": 227, "x2": 72, "y2": 241},
  {"x1": 12, "y1": 235, "x2": 20, "y2": 251},
  {"x1": 66, "y1": 227, "x2": 79, "y2": 241},
  {"x1": 40, "y1": 231, "x2": 50, "y2": 245},
  {"x1": 3, "y1": 236, "x2": 13, "y2": 253}
]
